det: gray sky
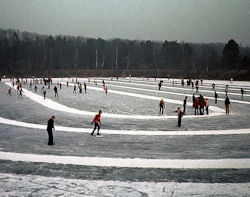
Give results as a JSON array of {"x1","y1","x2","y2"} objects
[{"x1": 0, "y1": 0, "x2": 250, "y2": 45}]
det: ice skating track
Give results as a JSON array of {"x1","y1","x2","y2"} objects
[
  {"x1": 1, "y1": 78, "x2": 250, "y2": 195},
  {"x1": 5, "y1": 82, "x2": 224, "y2": 120}
]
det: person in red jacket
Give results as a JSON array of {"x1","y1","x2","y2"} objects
[{"x1": 91, "y1": 110, "x2": 102, "y2": 135}]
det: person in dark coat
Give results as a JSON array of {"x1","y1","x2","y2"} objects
[
  {"x1": 183, "y1": 96, "x2": 188, "y2": 114},
  {"x1": 174, "y1": 108, "x2": 183, "y2": 127},
  {"x1": 214, "y1": 92, "x2": 219, "y2": 103},
  {"x1": 225, "y1": 96, "x2": 231, "y2": 115},
  {"x1": 47, "y1": 116, "x2": 55, "y2": 145}
]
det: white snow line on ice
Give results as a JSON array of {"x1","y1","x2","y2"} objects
[
  {"x1": 5, "y1": 82, "x2": 224, "y2": 119},
  {"x1": 104, "y1": 80, "x2": 250, "y2": 102},
  {"x1": 121, "y1": 78, "x2": 250, "y2": 91},
  {"x1": 0, "y1": 151, "x2": 250, "y2": 169},
  {"x1": 90, "y1": 82, "x2": 250, "y2": 107},
  {"x1": 1, "y1": 116, "x2": 250, "y2": 136},
  {"x1": 63, "y1": 82, "x2": 224, "y2": 113}
]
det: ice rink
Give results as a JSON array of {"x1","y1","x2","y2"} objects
[{"x1": 0, "y1": 77, "x2": 250, "y2": 196}]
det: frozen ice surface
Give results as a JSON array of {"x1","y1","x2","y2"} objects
[
  {"x1": 0, "y1": 173, "x2": 249, "y2": 196},
  {"x1": 0, "y1": 77, "x2": 250, "y2": 196}
]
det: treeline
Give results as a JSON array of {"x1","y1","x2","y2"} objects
[{"x1": 0, "y1": 28, "x2": 249, "y2": 74}]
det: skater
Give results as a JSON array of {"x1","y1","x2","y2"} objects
[
  {"x1": 91, "y1": 110, "x2": 102, "y2": 136},
  {"x1": 183, "y1": 96, "x2": 187, "y2": 114},
  {"x1": 54, "y1": 86, "x2": 59, "y2": 97},
  {"x1": 241, "y1": 88, "x2": 246, "y2": 99},
  {"x1": 214, "y1": 92, "x2": 219, "y2": 103},
  {"x1": 225, "y1": 96, "x2": 231, "y2": 115},
  {"x1": 19, "y1": 88, "x2": 24, "y2": 99},
  {"x1": 199, "y1": 95, "x2": 205, "y2": 115},
  {"x1": 34, "y1": 85, "x2": 37, "y2": 92},
  {"x1": 67, "y1": 81, "x2": 69, "y2": 87},
  {"x1": 194, "y1": 97, "x2": 199, "y2": 115},
  {"x1": 191, "y1": 81, "x2": 194, "y2": 89},
  {"x1": 205, "y1": 98, "x2": 209, "y2": 115},
  {"x1": 47, "y1": 116, "x2": 55, "y2": 145},
  {"x1": 174, "y1": 108, "x2": 183, "y2": 127},
  {"x1": 7, "y1": 87, "x2": 12, "y2": 96},
  {"x1": 84, "y1": 82, "x2": 87, "y2": 93},
  {"x1": 195, "y1": 85, "x2": 199, "y2": 94},
  {"x1": 158, "y1": 81, "x2": 162, "y2": 90},
  {"x1": 181, "y1": 79, "x2": 184, "y2": 88},
  {"x1": 59, "y1": 83, "x2": 62, "y2": 89},
  {"x1": 105, "y1": 86, "x2": 108, "y2": 95},
  {"x1": 79, "y1": 83, "x2": 82, "y2": 94},
  {"x1": 159, "y1": 99, "x2": 165, "y2": 114},
  {"x1": 212, "y1": 83, "x2": 215, "y2": 90},
  {"x1": 73, "y1": 84, "x2": 76, "y2": 94},
  {"x1": 42, "y1": 86, "x2": 46, "y2": 99},
  {"x1": 192, "y1": 94, "x2": 195, "y2": 107},
  {"x1": 225, "y1": 85, "x2": 229, "y2": 96}
]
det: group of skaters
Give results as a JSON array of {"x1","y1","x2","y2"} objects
[
  {"x1": 3, "y1": 76, "x2": 249, "y2": 144},
  {"x1": 157, "y1": 78, "x2": 241, "y2": 126}
]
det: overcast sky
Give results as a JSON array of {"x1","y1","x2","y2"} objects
[{"x1": 0, "y1": 0, "x2": 249, "y2": 45}]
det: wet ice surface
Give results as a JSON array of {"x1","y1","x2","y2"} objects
[
  {"x1": 0, "y1": 78, "x2": 250, "y2": 196},
  {"x1": 0, "y1": 173, "x2": 249, "y2": 197}
]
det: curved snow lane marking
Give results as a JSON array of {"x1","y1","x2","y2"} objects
[
  {"x1": 1, "y1": 116, "x2": 250, "y2": 136},
  {"x1": 100, "y1": 79, "x2": 250, "y2": 101},
  {"x1": 0, "y1": 151, "x2": 250, "y2": 169},
  {"x1": 62, "y1": 82, "x2": 224, "y2": 113},
  {"x1": 5, "y1": 82, "x2": 224, "y2": 119}
]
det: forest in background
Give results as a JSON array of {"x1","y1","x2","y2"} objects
[{"x1": 0, "y1": 28, "x2": 250, "y2": 79}]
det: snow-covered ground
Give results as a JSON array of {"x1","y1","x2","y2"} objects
[{"x1": 0, "y1": 77, "x2": 250, "y2": 196}]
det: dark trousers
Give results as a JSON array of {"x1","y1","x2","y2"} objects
[
  {"x1": 91, "y1": 123, "x2": 100, "y2": 135},
  {"x1": 178, "y1": 116, "x2": 182, "y2": 127},
  {"x1": 183, "y1": 104, "x2": 186, "y2": 114},
  {"x1": 47, "y1": 130, "x2": 53, "y2": 145},
  {"x1": 206, "y1": 106, "x2": 209, "y2": 115},
  {"x1": 159, "y1": 106, "x2": 164, "y2": 114},
  {"x1": 195, "y1": 107, "x2": 198, "y2": 115}
]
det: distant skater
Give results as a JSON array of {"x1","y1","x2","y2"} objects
[
  {"x1": 183, "y1": 96, "x2": 187, "y2": 114},
  {"x1": 34, "y1": 85, "x2": 37, "y2": 92},
  {"x1": 214, "y1": 92, "x2": 219, "y2": 103},
  {"x1": 73, "y1": 84, "x2": 76, "y2": 93},
  {"x1": 47, "y1": 116, "x2": 55, "y2": 145},
  {"x1": 159, "y1": 99, "x2": 165, "y2": 114},
  {"x1": 42, "y1": 87, "x2": 46, "y2": 99},
  {"x1": 91, "y1": 110, "x2": 102, "y2": 136},
  {"x1": 105, "y1": 87, "x2": 108, "y2": 95},
  {"x1": 225, "y1": 85, "x2": 229, "y2": 96},
  {"x1": 19, "y1": 88, "x2": 24, "y2": 99},
  {"x1": 84, "y1": 82, "x2": 87, "y2": 93},
  {"x1": 195, "y1": 85, "x2": 199, "y2": 94},
  {"x1": 205, "y1": 98, "x2": 209, "y2": 115},
  {"x1": 225, "y1": 96, "x2": 231, "y2": 115},
  {"x1": 212, "y1": 83, "x2": 215, "y2": 90},
  {"x1": 174, "y1": 107, "x2": 183, "y2": 127},
  {"x1": 7, "y1": 87, "x2": 12, "y2": 96},
  {"x1": 241, "y1": 88, "x2": 246, "y2": 99},
  {"x1": 158, "y1": 81, "x2": 162, "y2": 90},
  {"x1": 54, "y1": 86, "x2": 59, "y2": 97}
]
